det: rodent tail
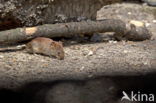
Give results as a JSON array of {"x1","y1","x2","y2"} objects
[{"x1": 0, "y1": 44, "x2": 26, "y2": 52}]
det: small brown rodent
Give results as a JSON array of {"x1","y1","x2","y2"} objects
[
  {"x1": 0, "y1": 37, "x2": 64, "y2": 60},
  {"x1": 26, "y1": 37, "x2": 64, "y2": 60}
]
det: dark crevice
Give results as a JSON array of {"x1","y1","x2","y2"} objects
[
  {"x1": 0, "y1": 17, "x2": 22, "y2": 31},
  {"x1": 0, "y1": 73, "x2": 156, "y2": 103}
]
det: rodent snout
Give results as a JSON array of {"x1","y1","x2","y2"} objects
[{"x1": 56, "y1": 51, "x2": 64, "y2": 60}]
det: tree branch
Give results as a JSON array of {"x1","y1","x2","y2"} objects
[{"x1": 0, "y1": 19, "x2": 151, "y2": 44}]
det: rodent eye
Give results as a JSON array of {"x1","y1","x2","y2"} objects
[{"x1": 58, "y1": 51, "x2": 61, "y2": 55}]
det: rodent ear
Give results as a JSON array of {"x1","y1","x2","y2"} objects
[{"x1": 50, "y1": 41, "x2": 56, "y2": 46}]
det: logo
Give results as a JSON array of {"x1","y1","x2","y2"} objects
[{"x1": 121, "y1": 91, "x2": 155, "y2": 102}]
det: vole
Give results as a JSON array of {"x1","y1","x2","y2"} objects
[{"x1": 0, "y1": 37, "x2": 65, "y2": 60}]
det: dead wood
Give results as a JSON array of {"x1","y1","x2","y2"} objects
[
  {"x1": 0, "y1": 19, "x2": 151, "y2": 44},
  {"x1": 0, "y1": 0, "x2": 122, "y2": 27}
]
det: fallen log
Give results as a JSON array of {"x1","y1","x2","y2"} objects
[{"x1": 0, "y1": 19, "x2": 151, "y2": 44}]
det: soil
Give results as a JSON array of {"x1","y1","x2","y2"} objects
[{"x1": 0, "y1": 1, "x2": 156, "y2": 103}]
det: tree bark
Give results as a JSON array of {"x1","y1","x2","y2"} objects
[
  {"x1": 0, "y1": 0, "x2": 122, "y2": 29},
  {"x1": 0, "y1": 19, "x2": 151, "y2": 44}
]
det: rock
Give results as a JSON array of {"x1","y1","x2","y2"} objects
[{"x1": 142, "y1": 0, "x2": 156, "y2": 6}]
